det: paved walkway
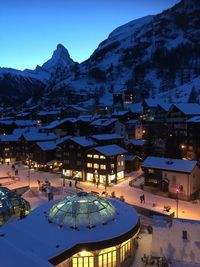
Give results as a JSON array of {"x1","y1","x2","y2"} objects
[{"x1": 1, "y1": 163, "x2": 200, "y2": 221}]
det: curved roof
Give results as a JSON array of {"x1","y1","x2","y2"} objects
[
  {"x1": 48, "y1": 192, "x2": 116, "y2": 229},
  {"x1": 0, "y1": 187, "x2": 30, "y2": 225}
]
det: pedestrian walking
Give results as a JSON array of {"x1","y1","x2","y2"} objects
[
  {"x1": 69, "y1": 181, "x2": 72, "y2": 187},
  {"x1": 96, "y1": 180, "x2": 99, "y2": 188},
  {"x1": 63, "y1": 179, "x2": 66, "y2": 187},
  {"x1": 37, "y1": 180, "x2": 41, "y2": 188},
  {"x1": 140, "y1": 195, "x2": 143, "y2": 203},
  {"x1": 75, "y1": 180, "x2": 78, "y2": 188},
  {"x1": 15, "y1": 169, "x2": 18, "y2": 176}
]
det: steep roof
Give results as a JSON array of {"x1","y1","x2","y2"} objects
[
  {"x1": 70, "y1": 136, "x2": 97, "y2": 147},
  {"x1": 172, "y1": 103, "x2": 200, "y2": 115}
]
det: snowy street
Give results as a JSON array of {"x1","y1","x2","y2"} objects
[{"x1": 0, "y1": 162, "x2": 200, "y2": 221}]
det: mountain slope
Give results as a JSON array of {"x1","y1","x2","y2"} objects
[{"x1": 52, "y1": 0, "x2": 200, "y2": 103}]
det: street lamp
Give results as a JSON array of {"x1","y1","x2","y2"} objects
[{"x1": 176, "y1": 186, "x2": 180, "y2": 218}]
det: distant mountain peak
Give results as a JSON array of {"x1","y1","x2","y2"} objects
[{"x1": 41, "y1": 44, "x2": 75, "y2": 73}]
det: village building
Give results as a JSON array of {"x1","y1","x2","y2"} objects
[{"x1": 142, "y1": 156, "x2": 200, "y2": 200}]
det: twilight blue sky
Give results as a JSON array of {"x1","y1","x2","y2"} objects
[{"x1": 1, "y1": 0, "x2": 180, "y2": 70}]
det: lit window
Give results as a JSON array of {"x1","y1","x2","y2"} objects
[
  {"x1": 100, "y1": 165, "x2": 106, "y2": 170},
  {"x1": 94, "y1": 163, "x2": 99, "y2": 169},
  {"x1": 87, "y1": 154, "x2": 92, "y2": 158},
  {"x1": 94, "y1": 154, "x2": 99, "y2": 159},
  {"x1": 87, "y1": 163, "x2": 92, "y2": 168},
  {"x1": 120, "y1": 239, "x2": 131, "y2": 263},
  {"x1": 148, "y1": 169, "x2": 154, "y2": 174},
  {"x1": 100, "y1": 155, "x2": 106, "y2": 159},
  {"x1": 110, "y1": 164, "x2": 115, "y2": 169}
]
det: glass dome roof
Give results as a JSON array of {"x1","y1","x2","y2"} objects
[
  {"x1": 48, "y1": 192, "x2": 116, "y2": 229},
  {"x1": 0, "y1": 187, "x2": 30, "y2": 225}
]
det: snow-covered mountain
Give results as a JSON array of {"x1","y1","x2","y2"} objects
[
  {"x1": 0, "y1": 44, "x2": 75, "y2": 105},
  {"x1": 1, "y1": 0, "x2": 200, "y2": 106},
  {"x1": 42, "y1": 44, "x2": 75, "y2": 73}
]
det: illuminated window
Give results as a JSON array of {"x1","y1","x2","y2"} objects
[
  {"x1": 94, "y1": 154, "x2": 99, "y2": 159},
  {"x1": 110, "y1": 164, "x2": 115, "y2": 169},
  {"x1": 87, "y1": 163, "x2": 92, "y2": 168},
  {"x1": 100, "y1": 165, "x2": 106, "y2": 170},
  {"x1": 148, "y1": 169, "x2": 154, "y2": 174},
  {"x1": 94, "y1": 163, "x2": 99, "y2": 169},
  {"x1": 99, "y1": 246, "x2": 116, "y2": 267},
  {"x1": 120, "y1": 239, "x2": 131, "y2": 263},
  {"x1": 72, "y1": 251, "x2": 94, "y2": 267},
  {"x1": 100, "y1": 155, "x2": 106, "y2": 159},
  {"x1": 87, "y1": 154, "x2": 92, "y2": 158}
]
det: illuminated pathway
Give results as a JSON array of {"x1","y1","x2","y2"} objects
[{"x1": 0, "y1": 163, "x2": 200, "y2": 221}]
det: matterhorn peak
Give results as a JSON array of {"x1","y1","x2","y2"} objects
[{"x1": 41, "y1": 43, "x2": 75, "y2": 73}]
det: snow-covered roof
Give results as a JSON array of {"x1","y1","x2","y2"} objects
[
  {"x1": 125, "y1": 155, "x2": 140, "y2": 161},
  {"x1": 91, "y1": 118, "x2": 117, "y2": 127},
  {"x1": 187, "y1": 116, "x2": 200, "y2": 123},
  {"x1": 37, "y1": 111, "x2": 60, "y2": 116},
  {"x1": 112, "y1": 111, "x2": 129, "y2": 116},
  {"x1": 130, "y1": 139, "x2": 146, "y2": 146},
  {"x1": 171, "y1": 103, "x2": 200, "y2": 115},
  {"x1": 70, "y1": 136, "x2": 97, "y2": 147},
  {"x1": 14, "y1": 120, "x2": 37, "y2": 127},
  {"x1": 23, "y1": 132, "x2": 56, "y2": 142},
  {"x1": 93, "y1": 144, "x2": 127, "y2": 156},
  {"x1": 157, "y1": 103, "x2": 171, "y2": 112},
  {"x1": 43, "y1": 118, "x2": 76, "y2": 130},
  {"x1": 142, "y1": 156, "x2": 197, "y2": 173},
  {"x1": 0, "y1": 120, "x2": 14, "y2": 125},
  {"x1": 56, "y1": 135, "x2": 72, "y2": 145},
  {"x1": 143, "y1": 98, "x2": 162, "y2": 108},
  {"x1": 91, "y1": 133, "x2": 123, "y2": 141},
  {"x1": 0, "y1": 197, "x2": 139, "y2": 267},
  {"x1": 36, "y1": 141, "x2": 57, "y2": 151}
]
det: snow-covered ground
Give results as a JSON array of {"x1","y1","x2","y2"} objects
[{"x1": 0, "y1": 163, "x2": 200, "y2": 221}]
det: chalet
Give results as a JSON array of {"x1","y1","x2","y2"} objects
[
  {"x1": 90, "y1": 133, "x2": 123, "y2": 146},
  {"x1": 86, "y1": 144, "x2": 127, "y2": 185},
  {"x1": 125, "y1": 155, "x2": 141, "y2": 172},
  {"x1": 61, "y1": 105, "x2": 89, "y2": 117},
  {"x1": 142, "y1": 156, "x2": 200, "y2": 200},
  {"x1": 36, "y1": 110, "x2": 61, "y2": 124},
  {"x1": 31, "y1": 141, "x2": 57, "y2": 170},
  {"x1": 186, "y1": 116, "x2": 200, "y2": 160},
  {"x1": 61, "y1": 136, "x2": 97, "y2": 181},
  {"x1": 154, "y1": 103, "x2": 171, "y2": 123},
  {"x1": 126, "y1": 139, "x2": 147, "y2": 158},
  {"x1": 43, "y1": 118, "x2": 78, "y2": 137},
  {"x1": 142, "y1": 98, "x2": 161, "y2": 121},
  {"x1": 166, "y1": 104, "x2": 200, "y2": 158},
  {"x1": 90, "y1": 118, "x2": 125, "y2": 136}
]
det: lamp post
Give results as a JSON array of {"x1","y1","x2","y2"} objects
[
  {"x1": 27, "y1": 170, "x2": 30, "y2": 188},
  {"x1": 176, "y1": 186, "x2": 180, "y2": 218}
]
